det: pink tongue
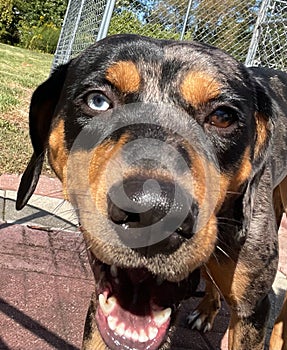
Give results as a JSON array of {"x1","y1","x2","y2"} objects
[{"x1": 114, "y1": 302, "x2": 153, "y2": 328}]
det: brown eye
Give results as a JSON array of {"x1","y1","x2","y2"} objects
[{"x1": 208, "y1": 108, "x2": 237, "y2": 128}]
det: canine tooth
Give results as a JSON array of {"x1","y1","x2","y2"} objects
[
  {"x1": 98, "y1": 294, "x2": 107, "y2": 313},
  {"x1": 131, "y1": 330, "x2": 139, "y2": 342},
  {"x1": 138, "y1": 329, "x2": 149, "y2": 343},
  {"x1": 98, "y1": 294, "x2": 116, "y2": 316},
  {"x1": 110, "y1": 265, "x2": 118, "y2": 277},
  {"x1": 107, "y1": 296, "x2": 117, "y2": 306},
  {"x1": 148, "y1": 327, "x2": 158, "y2": 340},
  {"x1": 153, "y1": 308, "x2": 172, "y2": 327},
  {"x1": 107, "y1": 315, "x2": 118, "y2": 331},
  {"x1": 116, "y1": 322, "x2": 125, "y2": 337}
]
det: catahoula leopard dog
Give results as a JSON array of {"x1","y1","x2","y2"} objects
[{"x1": 16, "y1": 34, "x2": 287, "y2": 350}]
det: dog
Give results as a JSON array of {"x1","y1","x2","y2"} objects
[{"x1": 16, "y1": 34, "x2": 287, "y2": 350}]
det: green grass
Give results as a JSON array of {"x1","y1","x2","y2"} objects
[{"x1": 0, "y1": 43, "x2": 53, "y2": 174}]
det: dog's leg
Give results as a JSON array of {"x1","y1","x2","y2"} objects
[
  {"x1": 274, "y1": 185, "x2": 284, "y2": 228},
  {"x1": 270, "y1": 291, "x2": 287, "y2": 350},
  {"x1": 187, "y1": 272, "x2": 221, "y2": 332},
  {"x1": 279, "y1": 176, "x2": 287, "y2": 214},
  {"x1": 206, "y1": 257, "x2": 273, "y2": 350},
  {"x1": 269, "y1": 176, "x2": 287, "y2": 349},
  {"x1": 82, "y1": 293, "x2": 107, "y2": 350},
  {"x1": 227, "y1": 295, "x2": 270, "y2": 350}
]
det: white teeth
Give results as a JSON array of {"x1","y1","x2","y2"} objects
[
  {"x1": 116, "y1": 322, "x2": 125, "y2": 337},
  {"x1": 101, "y1": 293, "x2": 164, "y2": 343},
  {"x1": 132, "y1": 330, "x2": 139, "y2": 342},
  {"x1": 153, "y1": 308, "x2": 172, "y2": 327},
  {"x1": 139, "y1": 329, "x2": 149, "y2": 343},
  {"x1": 107, "y1": 315, "x2": 118, "y2": 331},
  {"x1": 110, "y1": 265, "x2": 118, "y2": 277},
  {"x1": 98, "y1": 294, "x2": 116, "y2": 316},
  {"x1": 148, "y1": 327, "x2": 158, "y2": 340},
  {"x1": 124, "y1": 328, "x2": 132, "y2": 339}
]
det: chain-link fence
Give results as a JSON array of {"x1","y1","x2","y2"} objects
[
  {"x1": 246, "y1": 0, "x2": 287, "y2": 69},
  {"x1": 52, "y1": 0, "x2": 287, "y2": 71},
  {"x1": 52, "y1": 0, "x2": 107, "y2": 68}
]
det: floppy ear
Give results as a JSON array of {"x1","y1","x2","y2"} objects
[
  {"x1": 247, "y1": 68, "x2": 274, "y2": 167},
  {"x1": 241, "y1": 70, "x2": 275, "y2": 235},
  {"x1": 16, "y1": 63, "x2": 70, "y2": 210}
]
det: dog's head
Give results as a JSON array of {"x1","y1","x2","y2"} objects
[{"x1": 17, "y1": 34, "x2": 272, "y2": 349}]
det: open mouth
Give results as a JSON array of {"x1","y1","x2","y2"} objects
[{"x1": 90, "y1": 253, "x2": 200, "y2": 350}]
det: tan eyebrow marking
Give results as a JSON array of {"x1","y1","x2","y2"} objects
[
  {"x1": 180, "y1": 71, "x2": 221, "y2": 107},
  {"x1": 106, "y1": 61, "x2": 141, "y2": 93}
]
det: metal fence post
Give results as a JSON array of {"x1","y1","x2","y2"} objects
[
  {"x1": 97, "y1": 0, "x2": 116, "y2": 41},
  {"x1": 180, "y1": 0, "x2": 193, "y2": 40},
  {"x1": 245, "y1": 0, "x2": 271, "y2": 66}
]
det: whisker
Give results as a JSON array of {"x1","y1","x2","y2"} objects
[
  {"x1": 211, "y1": 251, "x2": 220, "y2": 264},
  {"x1": 226, "y1": 190, "x2": 242, "y2": 195},
  {"x1": 217, "y1": 217, "x2": 242, "y2": 225},
  {"x1": 215, "y1": 245, "x2": 231, "y2": 259},
  {"x1": 203, "y1": 264, "x2": 221, "y2": 295}
]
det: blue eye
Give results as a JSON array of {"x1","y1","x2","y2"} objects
[{"x1": 86, "y1": 92, "x2": 112, "y2": 111}]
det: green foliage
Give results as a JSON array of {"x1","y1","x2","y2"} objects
[
  {"x1": 109, "y1": 9, "x2": 180, "y2": 40},
  {"x1": 18, "y1": 22, "x2": 61, "y2": 53},
  {"x1": 0, "y1": 0, "x2": 15, "y2": 43},
  {"x1": 13, "y1": 0, "x2": 67, "y2": 27},
  {"x1": 108, "y1": 0, "x2": 262, "y2": 63},
  {"x1": 0, "y1": 0, "x2": 67, "y2": 53}
]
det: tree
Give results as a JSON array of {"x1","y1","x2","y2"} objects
[
  {"x1": 0, "y1": 0, "x2": 16, "y2": 44},
  {"x1": 0, "y1": 0, "x2": 67, "y2": 52}
]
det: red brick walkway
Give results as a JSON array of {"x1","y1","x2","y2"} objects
[{"x1": 0, "y1": 175, "x2": 286, "y2": 349}]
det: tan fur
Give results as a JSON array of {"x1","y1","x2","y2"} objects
[
  {"x1": 89, "y1": 135, "x2": 130, "y2": 215},
  {"x1": 193, "y1": 273, "x2": 221, "y2": 329},
  {"x1": 206, "y1": 258, "x2": 260, "y2": 350},
  {"x1": 206, "y1": 258, "x2": 250, "y2": 307},
  {"x1": 106, "y1": 61, "x2": 141, "y2": 93},
  {"x1": 279, "y1": 176, "x2": 287, "y2": 213},
  {"x1": 254, "y1": 112, "x2": 269, "y2": 158},
  {"x1": 180, "y1": 71, "x2": 221, "y2": 108},
  {"x1": 228, "y1": 313, "x2": 265, "y2": 350},
  {"x1": 82, "y1": 294, "x2": 107, "y2": 350},
  {"x1": 229, "y1": 147, "x2": 252, "y2": 192},
  {"x1": 48, "y1": 119, "x2": 69, "y2": 199}
]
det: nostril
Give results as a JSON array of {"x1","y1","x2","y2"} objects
[
  {"x1": 108, "y1": 200, "x2": 141, "y2": 225},
  {"x1": 175, "y1": 203, "x2": 199, "y2": 239},
  {"x1": 108, "y1": 201, "x2": 128, "y2": 224},
  {"x1": 175, "y1": 215, "x2": 195, "y2": 239}
]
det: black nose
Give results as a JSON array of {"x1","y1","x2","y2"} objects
[{"x1": 107, "y1": 177, "x2": 198, "y2": 254}]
